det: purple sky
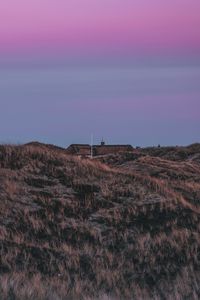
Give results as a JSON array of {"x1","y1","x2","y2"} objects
[
  {"x1": 0, "y1": 0, "x2": 199, "y2": 146},
  {"x1": 0, "y1": 0, "x2": 200, "y2": 56}
]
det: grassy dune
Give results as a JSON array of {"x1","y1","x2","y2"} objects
[{"x1": 0, "y1": 143, "x2": 200, "y2": 299}]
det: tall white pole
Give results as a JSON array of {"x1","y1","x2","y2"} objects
[{"x1": 90, "y1": 133, "x2": 93, "y2": 159}]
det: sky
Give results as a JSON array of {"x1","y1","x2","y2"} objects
[{"x1": 0, "y1": 0, "x2": 200, "y2": 147}]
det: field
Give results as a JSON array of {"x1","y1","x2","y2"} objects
[{"x1": 0, "y1": 142, "x2": 200, "y2": 299}]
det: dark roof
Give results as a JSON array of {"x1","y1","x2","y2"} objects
[
  {"x1": 69, "y1": 144, "x2": 90, "y2": 147},
  {"x1": 94, "y1": 144, "x2": 132, "y2": 148},
  {"x1": 66, "y1": 143, "x2": 133, "y2": 156},
  {"x1": 67, "y1": 144, "x2": 133, "y2": 149}
]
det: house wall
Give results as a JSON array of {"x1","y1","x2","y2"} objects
[
  {"x1": 66, "y1": 145, "x2": 90, "y2": 156},
  {"x1": 78, "y1": 148, "x2": 91, "y2": 156},
  {"x1": 65, "y1": 146, "x2": 75, "y2": 154}
]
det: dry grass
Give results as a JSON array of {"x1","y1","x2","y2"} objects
[{"x1": 0, "y1": 143, "x2": 200, "y2": 299}]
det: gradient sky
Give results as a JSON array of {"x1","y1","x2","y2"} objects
[
  {"x1": 0, "y1": 0, "x2": 200, "y2": 56},
  {"x1": 0, "y1": 0, "x2": 200, "y2": 146}
]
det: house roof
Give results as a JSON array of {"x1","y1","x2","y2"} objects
[
  {"x1": 66, "y1": 144, "x2": 133, "y2": 155},
  {"x1": 69, "y1": 144, "x2": 90, "y2": 147},
  {"x1": 67, "y1": 144, "x2": 133, "y2": 149},
  {"x1": 94, "y1": 144, "x2": 133, "y2": 148}
]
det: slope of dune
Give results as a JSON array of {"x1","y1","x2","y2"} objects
[{"x1": 0, "y1": 143, "x2": 200, "y2": 299}]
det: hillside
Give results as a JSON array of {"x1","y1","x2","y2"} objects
[{"x1": 0, "y1": 143, "x2": 200, "y2": 299}]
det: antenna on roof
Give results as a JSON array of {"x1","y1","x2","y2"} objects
[
  {"x1": 90, "y1": 134, "x2": 93, "y2": 159},
  {"x1": 101, "y1": 138, "x2": 105, "y2": 146}
]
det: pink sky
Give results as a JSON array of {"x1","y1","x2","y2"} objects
[{"x1": 0, "y1": 0, "x2": 200, "y2": 56}]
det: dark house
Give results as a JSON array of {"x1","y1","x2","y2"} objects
[
  {"x1": 66, "y1": 144, "x2": 91, "y2": 156},
  {"x1": 66, "y1": 141, "x2": 133, "y2": 157}
]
